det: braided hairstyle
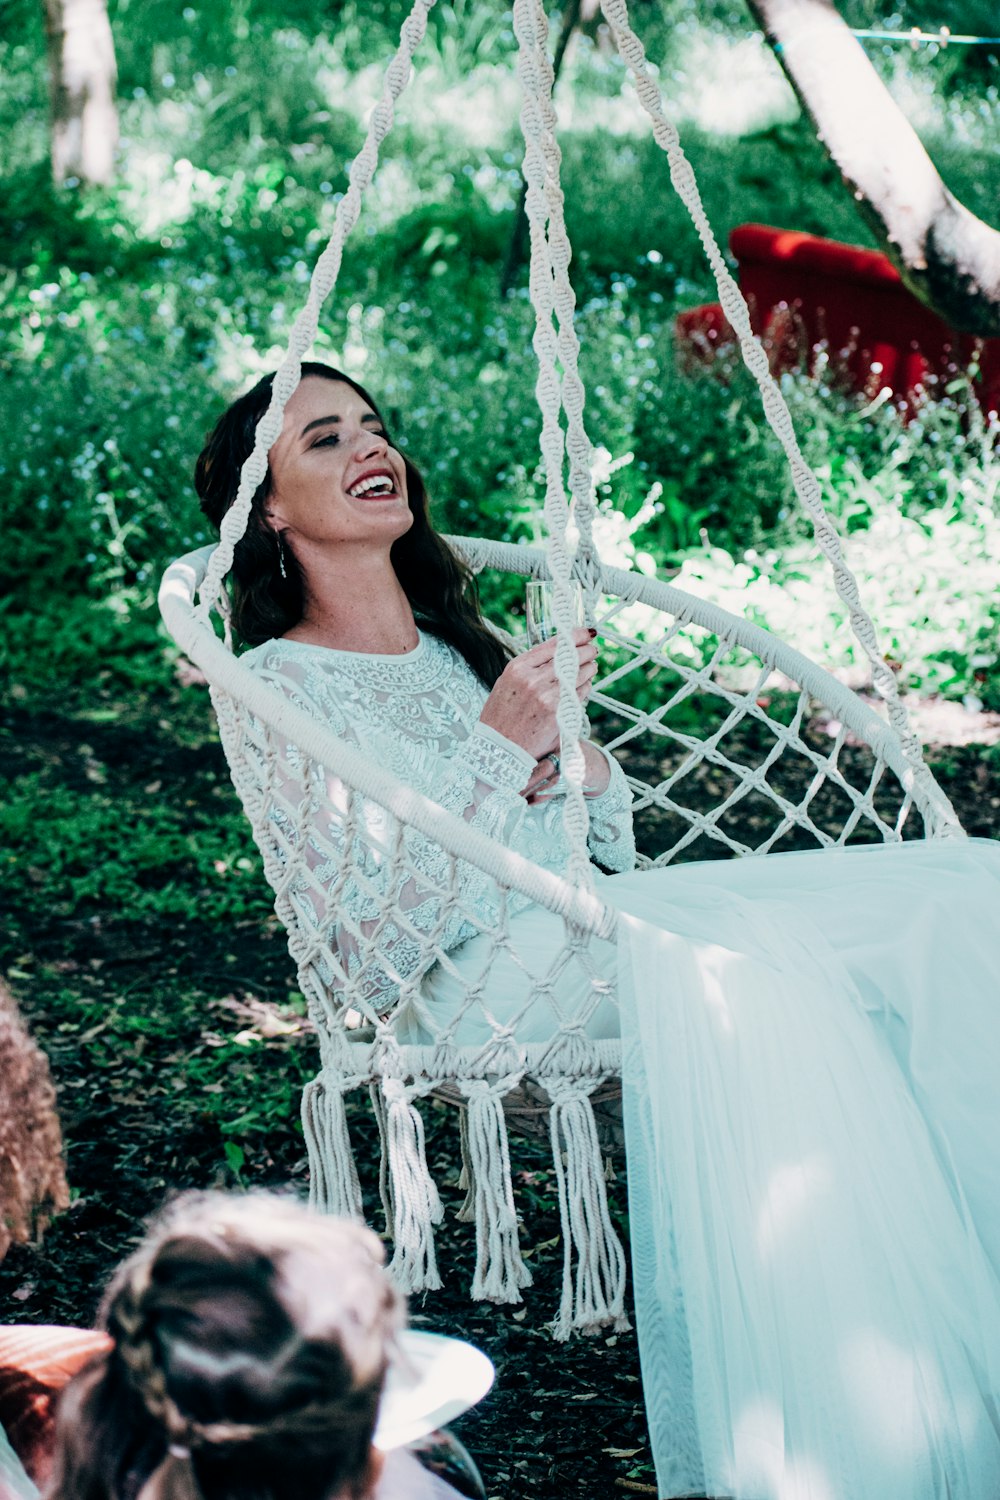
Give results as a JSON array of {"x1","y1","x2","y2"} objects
[
  {"x1": 0, "y1": 978, "x2": 69, "y2": 1261},
  {"x1": 194, "y1": 362, "x2": 512, "y2": 688},
  {"x1": 47, "y1": 1193, "x2": 403, "y2": 1500}
]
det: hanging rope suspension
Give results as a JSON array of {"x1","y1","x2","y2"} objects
[
  {"x1": 197, "y1": 0, "x2": 438, "y2": 625},
  {"x1": 514, "y1": 0, "x2": 595, "y2": 893},
  {"x1": 158, "y1": 0, "x2": 966, "y2": 1332},
  {"x1": 599, "y1": 0, "x2": 958, "y2": 833}
]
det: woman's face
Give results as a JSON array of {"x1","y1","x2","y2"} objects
[{"x1": 264, "y1": 377, "x2": 412, "y2": 554}]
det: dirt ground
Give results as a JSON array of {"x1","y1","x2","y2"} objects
[{"x1": 1, "y1": 688, "x2": 997, "y2": 1499}]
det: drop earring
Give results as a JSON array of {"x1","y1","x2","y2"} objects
[{"x1": 277, "y1": 533, "x2": 288, "y2": 579}]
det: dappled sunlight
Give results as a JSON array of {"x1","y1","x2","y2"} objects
[
  {"x1": 756, "y1": 1154, "x2": 834, "y2": 1260},
  {"x1": 842, "y1": 1329, "x2": 981, "y2": 1458},
  {"x1": 693, "y1": 941, "x2": 738, "y2": 1037},
  {"x1": 213, "y1": 322, "x2": 285, "y2": 388},
  {"x1": 119, "y1": 148, "x2": 228, "y2": 235},
  {"x1": 732, "y1": 1400, "x2": 836, "y2": 1500},
  {"x1": 665, "y1": 30, "x2": 798, "y2": 137},
  {"x1": 404, "y1": 62, "x2": 522, "y2": 148},
  {"x1": 554, "y1": 80, "x2": 648, "y2": 139},
  {"x1": 316, "y1": 50, "x2": 523, "y2": 153},
  {"x1": 668, "y1": 486, "x2": 1000, "y2": 698}
]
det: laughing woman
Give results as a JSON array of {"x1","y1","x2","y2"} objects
[{"x1": 197, "y1": 361, "x2": 1000, "y2": 1500}]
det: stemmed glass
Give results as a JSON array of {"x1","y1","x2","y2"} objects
[{"x1": 525, "y1": 579, "x2": 585, "y2": 646}]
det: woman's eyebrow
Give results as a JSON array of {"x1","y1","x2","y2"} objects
[{"x1": 300, "y1": 413, "x2": 382, "y2": 437}]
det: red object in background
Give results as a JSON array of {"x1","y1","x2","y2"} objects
[{"x1": 675, "y1": 222, "x2": 1000, "y2": 412}]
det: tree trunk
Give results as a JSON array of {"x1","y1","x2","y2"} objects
[
  {"x1": 746, "y1": 0, "x2": 1000, "y2": 336},
  {"x1": 43, "y1": 0, "x2": 118, "y2": 187}
]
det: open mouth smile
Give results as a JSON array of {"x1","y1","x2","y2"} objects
[{"x1": 347, "y1": 470, "x2": 398, "y2": 499}]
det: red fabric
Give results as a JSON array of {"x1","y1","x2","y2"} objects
[
  {"x1": 0, "y1": 1327, "x2": 111, "y2": 1485},
  {"x1": 674, "y1": 222, "x2": 1000, "y2": 412}
]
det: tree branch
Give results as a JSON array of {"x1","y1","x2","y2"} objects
[{"x1": 745, "y1": 0, "x2": 1000, "y2": 336}]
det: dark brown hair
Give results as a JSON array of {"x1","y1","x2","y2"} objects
[
  {"x1": 47, "y1": 1193, "x2": 403, "y2": 1500},
  {"x1": 194, "y1": 363, "x2": 511, "y2": 686}
]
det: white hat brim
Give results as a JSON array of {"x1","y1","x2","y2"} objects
[{"x1": 373, "y1": 1330, "x2": 495, "y2": 1452}]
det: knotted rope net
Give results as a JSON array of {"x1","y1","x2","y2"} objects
[{"x1": 160, "y1": 0, "x2": 962, "y2": 1336}]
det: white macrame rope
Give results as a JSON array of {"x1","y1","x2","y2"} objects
[
  {"x1": 157, "y1": 0, "x2": 964, "y2": 1327},
  {"x1": 523, "y1": 0, "x2": 601, "y2": 595},
  {"x1": 161, "y1": 533, "x2": 959, "y2": 1320},
  {"x1": 301, "y1": 1072, "x2": 366, "y2": 1218},
  {"x1": 459, "y1": 1077, "x2": 534, "y2": 1302},
  {"x1": 163, "y1": 548, "x2": 624, "y2": 935},
  {"x1": 548, "y1": 1078, "x2": 629, "y2": 1339},
  {"x1": 453, "y1": 538, "x2": 963, "y2": 840},
  {"x1": 598, "y1": 0, "x2": 942, "y2": 802},
  {"x1": 514, "y1": 0, "x2": 595, "y2": 894},
  {"x1": 196, "y1": 0, "x2": 436, "y2": 622}
]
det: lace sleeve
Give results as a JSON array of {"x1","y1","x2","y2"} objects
[
  {"x1": 586, "y1": 745, "x2": 636, "y2": 873},
  {"x1": 244, "y1": 669, "x2": 534, "y2": 1019}
]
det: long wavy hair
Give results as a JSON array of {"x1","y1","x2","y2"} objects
[
  {"x1": 47, "y1": 1192, "x2": 403, "y2": 1500},
  {"x1": 194, "y1": 363, "x2": 511, "y2": 687}
]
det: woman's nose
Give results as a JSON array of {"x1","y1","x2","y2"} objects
[{"x1": 354, "y1": 427, "x2": 388, "y2": 459}]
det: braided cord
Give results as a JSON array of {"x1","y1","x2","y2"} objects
[
  {"x1": 196, "y1": 0, "x2": 436, "y2": 622},
  {"x1": 598, "y1": 0, "x2": 940, "y2": 796},
  {"x1": 514, "y1": 0, "x2": 595, "y2": 892},
  {"x1": 525, "y1": 0, "x2": 601, "y2": 603}
]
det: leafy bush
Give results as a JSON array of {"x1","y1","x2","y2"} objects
[
  {"x1": 1, "y1": 0, "x2": 997, "y2": 712},
  {"x1": 0, "y1": 771, "x2": 269, "y2": 922}
]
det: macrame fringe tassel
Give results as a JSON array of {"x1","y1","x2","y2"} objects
[
  {"x1": 369, "y1": 1080, "x2": 394, "y2": 1233},
  {"x1": 456, "y1": 1104, "x2": 476, "y2": 1224},
  {"x1": 381, "y1": 1079, "x2": 443, "y2": 1293},
  {"x1": 301, "y1": 1075, "x2": 364, "y2": 1219},
  {"x1": 461, "y1": 1085, "x2": 533, "y2": 1303},
  {"x1": 548, "y1": 1085, "x2": 630, "y2": 1340}
]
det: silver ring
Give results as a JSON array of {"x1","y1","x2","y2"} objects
[{"x1": 548, "y1": 753, "x2": 560, "y2": 777}]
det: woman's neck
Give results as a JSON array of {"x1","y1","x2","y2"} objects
[{"x1": 282, "y1": 549, "x2": 418, "y2": 655}]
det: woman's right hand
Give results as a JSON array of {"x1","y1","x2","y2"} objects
[{"x1": 478, "y1": 629, "x2": 597, "y2": 760}]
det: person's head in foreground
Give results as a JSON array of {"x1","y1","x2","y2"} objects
[
  {"x1": 47, "y1": 1192, "x2": 403, "y2": 1500},
  {"x1": 194, "y1": 361, "x2": 510, "y2": 686}
]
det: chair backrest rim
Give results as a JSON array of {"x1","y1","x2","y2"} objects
[
  {"x1": 446, "y1": 535, "x2": 962, "y2": 834},
  {"x1": 161, "y1": 539, "x2": 962, "y2": 854}
]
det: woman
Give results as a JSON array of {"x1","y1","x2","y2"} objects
[
  {"x1": 197, "y1": 363, "x2": 1000, "y2": 1500},
  {"x1": 44, "y1": 1191, "x2": 489, "y2": 1500},
  {"x1": 195, "y1": 362, "x2": 635, "y2": 1043}
]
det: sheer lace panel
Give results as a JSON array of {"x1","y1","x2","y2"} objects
[{"x1": 232, "y1": 631, "x2": 634, "y2": 1018}]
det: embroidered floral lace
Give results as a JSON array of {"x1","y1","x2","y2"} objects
[{"x1": 238, "y1": 630, "x2": 635, "y2": 1017}]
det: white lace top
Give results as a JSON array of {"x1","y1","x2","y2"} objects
[{"x1": 241, "y1": 629, "x2": 635, "y2": 1014}]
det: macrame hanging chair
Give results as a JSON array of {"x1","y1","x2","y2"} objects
[{"x1": 159, "y1": 0, "x2": 964, "y2": 1338}]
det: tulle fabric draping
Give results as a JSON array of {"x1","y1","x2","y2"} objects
[
  {"x1": 424, "y1": 838, "x2": 1000, "y2": 1498},
  {"x1": 0, "y1": 1427, "x2": 36, "y2": 1500},
  {"x1": 616, "y1": 839, "x2": 1000, "y2": 1500}
]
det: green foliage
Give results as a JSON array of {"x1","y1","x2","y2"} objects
[
  {"x1": 0, "y1": 769, "x2": 269, "y2": 922},
  {"x1": 1, "y1": 4, "x2": 998, "y2": 711}
]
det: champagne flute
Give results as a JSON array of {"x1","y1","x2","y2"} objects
[{"x1": 525, "y1": 579, "x2": 585, "y2": 646}]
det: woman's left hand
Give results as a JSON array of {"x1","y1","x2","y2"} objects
[{"x1": 523, "y1": 740, "x2": 611, "y2": 804}]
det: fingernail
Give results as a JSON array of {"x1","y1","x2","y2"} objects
[{"x1": 588, "y1": 627, "x2": 597, "y2": 638}]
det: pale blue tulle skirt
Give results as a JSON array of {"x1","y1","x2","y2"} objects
[
  {"x1": 0, "y1": 1424, "x2": 36, "y2": 1500},
  {"x1": 423, "y1": 837, "x2": 1000, "y2": 1499}
]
